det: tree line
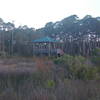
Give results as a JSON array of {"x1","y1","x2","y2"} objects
[{"x1": 0, "y1": 15, "x2": 100, "y2": 56}]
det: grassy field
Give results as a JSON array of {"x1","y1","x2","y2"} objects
[{"x1": 0, "y1": 56, "x2": 99, "y2": 100}]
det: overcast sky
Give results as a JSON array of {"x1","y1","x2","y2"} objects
[{"x1": 0, "y1": 0, "x2": 100, "y2": 28}]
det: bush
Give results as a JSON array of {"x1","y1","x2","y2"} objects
[
  {"x1": 46, "y1": 80, "x2": 55, "y2": 88},
  {"x1": 53, "y1": 54, "x2": 100, "y2": 80},
  {"x1": 53, "y1": 54, "x2": 74, "y2": 65},
  {"x1": 92, "y1": 48, "x2": 100, "y2": 56},
  {"x1": 85, "y1": 67, "x2": 100, "y2": 80},
  {"x1": 91, "y1": 56, "x2": 100, "y2": 65},
  {"x1": 91, "y1": 48, "x2": 100, "y2": 66}
]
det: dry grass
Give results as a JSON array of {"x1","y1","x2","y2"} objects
[
  {"x1": 0, "y1": 80, "x2": 100, "y2": 100},
  {"x1": 0, "y1": 57, "x2": 37, "y2": 74},
  {"x1": 35, "y1": 57, "x2": 54, "y2": 72},
  {"x1": 0, "y1": 57, "x2": 99, "y2": 100}
]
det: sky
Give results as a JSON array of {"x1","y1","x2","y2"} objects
[{"x1": 0, "y1": 0, "x2": 100, "y2": 29}]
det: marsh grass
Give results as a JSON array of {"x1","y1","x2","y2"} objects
[{"x1": 0, "y1": 57, "x2": 99, "y2": 100}]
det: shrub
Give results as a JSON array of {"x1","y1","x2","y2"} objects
[
  {"x1": 91, "y1": 56, "x2": 100, "y2": 66},
  {"x1": 92, "y1": 48, "x2": 100, "y2": 56},
  {"x1": 53, "y1": 54, "x2": 100, "y2": 80},
  {"x1": 91, "y1": 48, "x2": 100, "y2": 66},
  {"x1": 85, "y1": 67, "x2": 99, "y2": 80},
  {"x1": 53, "y1": 54, "x2": 74, "y2": 65},
  {"x1": 46, "y1": 80, "x2": 55, "y2": 88}
]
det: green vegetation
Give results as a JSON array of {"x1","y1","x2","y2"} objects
[
  {"x1": 91, "y1": 48, "x2": 100, "y2": 65},
  {"x1": 46, "y1": 80, "x2": 55, "y2": 88},
  {"x1": 54, "y1": 53, "x2": 100, "y2": 80}
]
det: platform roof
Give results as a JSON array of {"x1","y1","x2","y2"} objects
[{"x1": 32, "y1": 36, "x2": 59, "y2": 43}]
